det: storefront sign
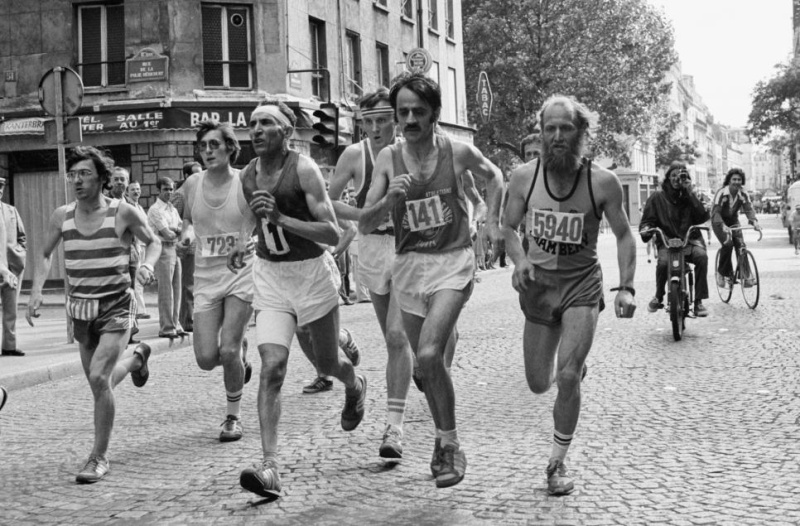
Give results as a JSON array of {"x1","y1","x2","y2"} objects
[
  {"x1": 127, "y1": 48, "x2": 169, "y2": 83},
  {"x1": 0, "y1": 117, "x2": 46, "y2": 135}
]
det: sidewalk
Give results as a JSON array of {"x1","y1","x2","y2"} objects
[{"x1": 0, "y1": 289, "x2": 192, "y2": 392}]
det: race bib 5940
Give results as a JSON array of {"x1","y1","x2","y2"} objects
[
  {"x1": 406, "y1": 195, "x2": 446, "y2": 232},
  {"x1": 527, "y1": 209, "x2": 584, "y2": 245},
  {"x1": 200, "y1": 232, "x2": 239, "y2": 257}
]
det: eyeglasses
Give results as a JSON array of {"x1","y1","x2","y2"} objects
[
  {"x1": 65, "y1": 169, "x2": 94, "y2": 181},
  {"x1": 198, "y1": 139, "x2": 223, "y2": 151}
]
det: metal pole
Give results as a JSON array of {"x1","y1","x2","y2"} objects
[{"x1": 54, "y1": 67, "x2": 74, "y2": 344}]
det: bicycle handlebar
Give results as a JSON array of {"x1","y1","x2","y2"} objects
[
  {"x1": 640, "y1": 225, "x2": 709, "y2": 249},
  {"x1": 726, "y1": 225, "x2": 763, "y2": 243}
]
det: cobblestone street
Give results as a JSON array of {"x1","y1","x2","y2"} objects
[{"x1": 1, "y1": 216, "x2": 799, "y2": 525}]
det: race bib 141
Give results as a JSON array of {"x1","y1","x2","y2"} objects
[{"x1": 406, "y1": 195, "x2": 446, "y2": 232}]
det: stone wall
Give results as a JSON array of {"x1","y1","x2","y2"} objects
[{"x1": 130, "y1": 141, "x2": 196, "y2": 209}]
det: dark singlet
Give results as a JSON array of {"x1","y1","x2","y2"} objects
[
  {"x1": 523, "y1": 158, "x2": 601, "y2": 271},
  {"x1": 390, "y1": 134, "x2": 471, "y2": 254},
  {"x1": 240, "y1": 152, "x2": 325, "y2": 262}
]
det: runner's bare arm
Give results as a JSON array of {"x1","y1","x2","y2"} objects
[
  {"x1": 501, "y1": 166, "x2": 536, "y2": 292},
  {"x1": 461, "y1": 170, "x2": 487, "y2": 223},
  {"x1": 121, "y1": 201, "x2": 161, "y2": 285},
  {"x1": 328, "y1": 145, "x2": 362, "y2": 221},
  {"x1": 595, "y1": 165, "x2": 636, "y2": 316},
  {"x1": 26, "y1": 206, "x2": 67, "y2": 325},
  {"x1": 359, "y1": 147, "x2": 406, "y2": 234},
  {"x1": 455, "y1": 142, "x2": 504, "y2": 243}
]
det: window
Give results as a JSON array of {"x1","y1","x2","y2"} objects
[
  {"x1": 428, "y1": 0, "x2": 438, "y2": 31},
  {"x1": 202, "y1": 4, "x2": 253, "y2": 89},
  {"x1": 429, "y1": 61, "x2": 440, "y2": 86},
  {"x1": 401, "y1": 0, "x2": 413, "y2": 20},
  {"x1": 445, "y1": 0, "x2": 454, "y2": 39},
  {"x1": 376, "y1": 42, "x2": 390, "y2": 88},
  {"x1": 77, "y1": 3, "x2": 125, "y2": 87},
  {"x1": 309, "y1": 18, "x2": 328, "y2": 98},
  {"x1": 447, "y1": 67, "x2": 457, "y2": 123},
  {"x1": 345, "y1": 31, "x2": 362, "y2": 98}
]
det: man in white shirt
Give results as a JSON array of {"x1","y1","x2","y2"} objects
[{"x1": 147, "y1": 177, "x2": 184, "y2": 338}]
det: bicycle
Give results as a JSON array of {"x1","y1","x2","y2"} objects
[
  {"x1": 714, "y1": 225, "x2": 762, "y2": 309},
  {"x1": 641, "y1": 225, "x2": 709, "y2": 341}
]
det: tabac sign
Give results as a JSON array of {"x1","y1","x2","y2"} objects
[
  {"x1": 476, "y1": 71, "x2": 492, "y2": 124},
  {"x1": 127, "y1": 48, "x2": 169, "y2": 83}
]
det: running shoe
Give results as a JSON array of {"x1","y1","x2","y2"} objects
[
  {"x1": 341, "y1": 375, "x2": 367, "y2": 431},
  {"x1": 340, "y1": 328, "x2": 360, "y2": 366},
  {"x1": 242, "y1": 337, "x2": 252, "y2": 384},
  {"x1": 76, "y1": 454, "x2": 110, "y2": 484},
  {"x1": 647, "y1": 297, "x2": 664, "y2": 313},
  {"x1": 434, "y1": 445, "x2": 467, "y2": 488},
  {"x1": 220, "y1": 415, "x2": 243, "y2": 442},
  {"x1": 0, "y1": 386, "x2": 7, "y2": 412},
  {"x1": 240, "y1": 459, "x2": 282, "y2": 500},
  {"x1": 379, "y1": 424, "x2": 403, "y2": 459},
  {"x1": 546, "y1": 458, "x2": 574, "y2": 496},
  {"x1": 430, "y1": 437, "x2": 442, "y2": 476},
  {"x1": 302, "y1": 377, "x2": 333, "y2": 394},
  {"x1": 130, "y1": 343, "x2": 151, "y2": 388}
]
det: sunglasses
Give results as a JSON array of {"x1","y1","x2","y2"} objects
[{"x1": 198, "y1": 139, "x2": 223, "y2": 151}]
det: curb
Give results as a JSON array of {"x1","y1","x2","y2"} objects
[{"x1": 0, "y1": 334, "x2": 193, "y2": 392}]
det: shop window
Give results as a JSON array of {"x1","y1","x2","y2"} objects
[
  {"x1": 77, "y1": 3, "x2": 125, "y2": 88},
  {"x1": 202, "y1": 4, "x2": 254, "y2": 89}
]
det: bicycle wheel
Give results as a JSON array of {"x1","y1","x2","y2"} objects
[
  {"x1": 715, "y1": 250, "x2": 733, "y2": 303},
  {"x1": 669, "y1": 281, "x2": 683, "y2": 341},
  {"x1": 739, "y1": 249, "x2": 760, "y2": 309}
]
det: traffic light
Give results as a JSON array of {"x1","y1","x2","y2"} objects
[{"x1": 313, "y1": 103, "x2": 339, "y2": 150}]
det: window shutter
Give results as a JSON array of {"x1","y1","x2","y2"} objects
[
  {"x1": 202, "y1": 6, "x2": 223, "y2": 86},
  {"x1": 106, "y1": 4, "x2": 125, "y2": 85},
  {"x1": 81, "y1": 7, "x2": 102, "y2": 86},
  {"x1": 227, "y1": 6, "x2": 249, "y2": 88}
]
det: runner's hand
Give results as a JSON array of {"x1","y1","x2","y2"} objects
[
  {"x1": 250, "y1": 190, "x2": 281, "y2": 223},
  {"x1": 227, "y1": 245, "x2": 246, "y2": 274},
  {"x1": 26, "y1": 292, "x2": 43, "y2": 327},
  {"x1": 614, "y1": 290, "x2": 636, "y2": 318},
  {"x1": 484, "y1": 222, "x2": 504, "y2": 255},
  {"x1": 136, "y1": 265, "x2": 155, "y2": 287},
  {"x1": 511, "y1": 259, "x2": 535, "y2": 292},
  {"x1": 386, "y1": 174, "x2": 412, "y2": 202}
]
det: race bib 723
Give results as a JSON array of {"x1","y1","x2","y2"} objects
[
  {"x1": 406, "y1": 195, "x2": 446, "y2": 232},
  {"x1": 527, "y1": 209, "x2": 584, "y2": 245},
  {"x1": 200, "y1": 232, "x2": 239, "y2": 257}
]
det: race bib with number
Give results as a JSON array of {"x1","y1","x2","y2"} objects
[
  {"x1": 261, "y1": 219, "x2": 291, "y2": 255},
  {"x1": 200, "y1": 232, "x2": 239, "y2": 258},
  {"x1": 406, "y1": 195, "x2": 447, "y2": 232},
  {"x1": 527, "y1": 209, "x2": 585, "y2": 245}
]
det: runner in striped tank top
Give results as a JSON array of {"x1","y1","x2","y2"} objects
[
  {"x1": 26, "y1": 146, "x2": 161, "y2": 485},
  {"x1": 502, "y1": 96, "x2": 636, "y2": 496}
]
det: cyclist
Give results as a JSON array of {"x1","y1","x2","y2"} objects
[
  {"x1": 711, "y1": 168, "x2": 761, "y2": 287},
  {"x1": 639, "y1": 161, "x2": 710, "y2": 317}
]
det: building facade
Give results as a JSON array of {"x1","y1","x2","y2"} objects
[{"x1": 0, "y1": 0, "x2": 472, "y2": 284}]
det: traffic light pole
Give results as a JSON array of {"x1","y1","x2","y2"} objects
[{"x1": 286, "y1": 68, "x2": 338, "y2": 152}]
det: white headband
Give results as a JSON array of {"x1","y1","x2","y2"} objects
[
  {"x1": 361, "y1": 107, "x2": 394, "y2": 118},
  {"x1": 253, "y1": 104, "x2": 294, "y2": 128}
]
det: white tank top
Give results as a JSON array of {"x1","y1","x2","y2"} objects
[{"x1": 190, "y1": 170, "x2": 256, "y2": 270}]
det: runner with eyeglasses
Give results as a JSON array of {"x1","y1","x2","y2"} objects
[{"x1": 177, "y1": 120, "x2": 256, "y2": 442}]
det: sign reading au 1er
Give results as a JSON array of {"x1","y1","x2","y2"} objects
[
  {"x1": 127, "y1": 48, "x2": 168, "y2": 83},
  {"x1": 476, "y1": 71, "x2": 493, "y2": 124}
]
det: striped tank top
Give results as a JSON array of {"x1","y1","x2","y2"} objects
[{"x1": 62, "y1": 199, "x2": 131, "y2": 299}]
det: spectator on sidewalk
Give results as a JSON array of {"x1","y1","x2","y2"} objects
[
  {"x1": 126, "y1": 181, "x2": 150, "y2": 319},
  {"x1": 0, "y1": 177, "x2": 26, "y2": 356},
  {"x1": 147, "y1": 176, "x2": 184, "y2": 338},
  {"x1": 174, "y1": 161, "x2": 202, "y2": 332}
]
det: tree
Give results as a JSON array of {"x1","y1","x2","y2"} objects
[
  {"x1": 654, "y1": 105, "x2": 699, "y2": 169},
  {"x1": 462, "y1": 0, "x2": 676, "y2": 168},
  {"x1": 748, "y1": 61, "x2": 800, "y2": 178}
]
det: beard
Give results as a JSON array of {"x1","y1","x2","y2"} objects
[{"x1": 543, "y1": 134, "x2": 583, "y2": 174}]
